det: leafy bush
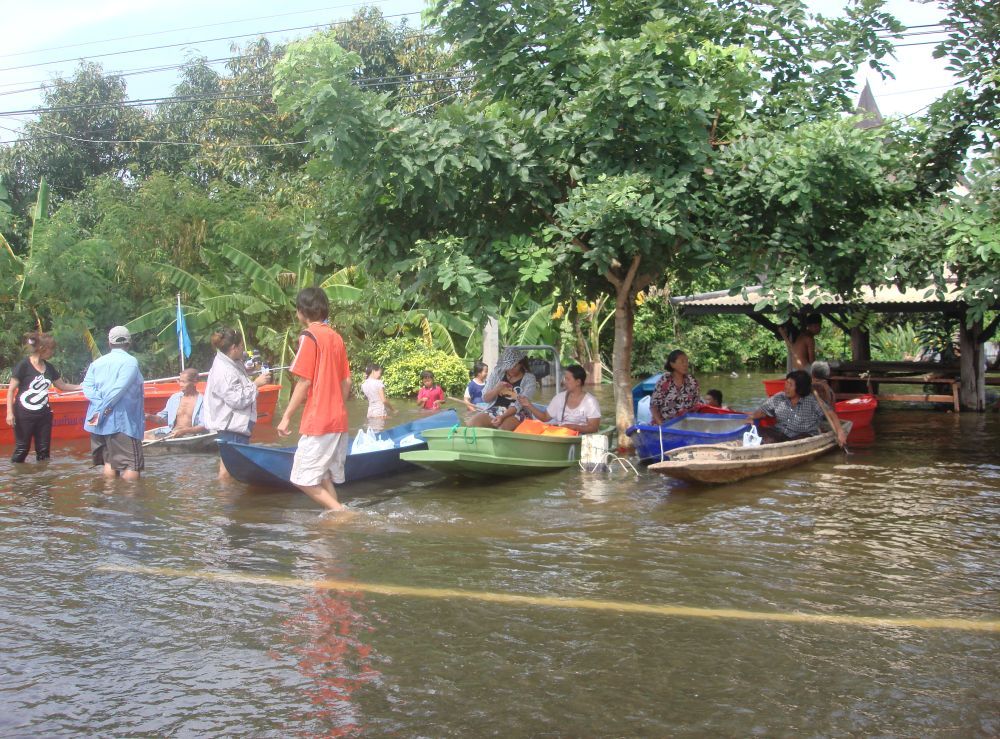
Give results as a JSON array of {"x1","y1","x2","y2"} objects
[
  {"x1": 384, "y1": 349, "x2": 468, "y2": 397},
  {"x1": 356, "y1": 336, "x2": 468, "y2": 397}
]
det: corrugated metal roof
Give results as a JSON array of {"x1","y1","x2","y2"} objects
[{"x1": 671, "y1": 278, "x2": 968, "y2": 315}]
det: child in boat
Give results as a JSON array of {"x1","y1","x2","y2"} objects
[
  {"x1": 704, "y1": 389, "x2": 730, "y2": 410},
  {"x1": 6, "y1": 331, "x2": 82, "y2": 462},
  {"x1": 361, "y1": 363, "x2": 394, "y2": 423},
  {"x1": 463, "y1": 361, "x2": 488, "y2": 411},
  {"x1": 416, "y1": 370, "x2": 444, "y2": 410}
]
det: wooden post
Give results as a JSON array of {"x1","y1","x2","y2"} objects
[
  {"x1": 959, "y1": 317, "x2": 985, "y2": 411},
  {"x1": 850, "y1": 327, "x2": 871, "y2": 363}
]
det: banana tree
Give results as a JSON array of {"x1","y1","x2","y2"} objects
[{"x1": 128, "y1": 246, "x2": 363, "y2": 368}]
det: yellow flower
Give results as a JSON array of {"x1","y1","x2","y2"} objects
[
  {"x1": 635, "y1": 290, "x2": 646, "y2": 305},
  {"x1": 551, "y1": 303, "x2": 565, "y2": 319},
  {"x1": 576, "y1": 299, "x2": 590, "y2": 315}
]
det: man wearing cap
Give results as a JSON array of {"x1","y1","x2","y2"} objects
[{"x1": 82, "y1": 326, "x2": 145, "y2": 480}]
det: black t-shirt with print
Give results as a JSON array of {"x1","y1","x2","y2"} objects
[{"x1": 11, "y1": 358, "x2": 60, "y2": 416}]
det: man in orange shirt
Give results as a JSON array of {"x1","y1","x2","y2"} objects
[{"x1": 277, "y1": 287, "x2": 352, "y2": 512}]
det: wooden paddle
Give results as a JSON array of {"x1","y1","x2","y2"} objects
[{"x1": 814, "y1": 390, "x2": 848, "y2": 451}]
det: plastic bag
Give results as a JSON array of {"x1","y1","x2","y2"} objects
[
  {"x1": 351, "y1": 428, "x2": 394, "y2": 453},
  {"x1": 636, "y1": 395, "x2": 652, "y2": 425},
  {"x1": 742, "y1": 425, "x2": 762, "y2": 447},
  {"x1": 397, "y1": 433, "x2": 422, "y2": 447}
]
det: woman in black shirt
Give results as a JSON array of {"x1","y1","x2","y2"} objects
[{"x1": 6, "y1": 332, "x2": 81, "y2": 462}]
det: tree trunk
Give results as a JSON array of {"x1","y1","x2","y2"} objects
[
  {"x1": 959, "y1": 316, "x2": 985, "y2": 411},
  {"x1": 850, "y1": 326, "x2": 871, "y2": 362},
  {"x1": 611, "y1": 285, "x2": 635, "y2": 450}
]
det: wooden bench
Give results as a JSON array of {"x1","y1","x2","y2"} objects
[{"x1": 830, "y1": 374, "x2": 961, "y2": 412}]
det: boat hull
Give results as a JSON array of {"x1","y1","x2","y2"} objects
[
  {"x1": 648, "y1": 422, "x2": 851, "y2": 484},
  {"x1": 0, "y1": 382, "x2": 280, "y2": 445},
  {"x1": 218, "y1": 410, "x2": 460, "y2": 489},
  {"x1": 401, "y1": 426, "x2": 584, "y2": 478},
  {"x1": 142, "y1": 431, "x2": 219, "y2": 455},
  {"x1": 399, "y1": 449, "x2": 578, "y2": 478},
  {"x1": 626, "y1": 413, "x2": 751, "y2": 464}
]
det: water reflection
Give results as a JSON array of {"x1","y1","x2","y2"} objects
[{"x1": 278, "y1": 551, "x2": 380, "y2": 738}]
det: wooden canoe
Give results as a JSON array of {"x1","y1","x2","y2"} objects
[
  {"x1": 648, "y1": 421, "x2": 852, "y2": 484},
  {"x1": 141, "y1": 431, "x2": 219, "y2": 455}
]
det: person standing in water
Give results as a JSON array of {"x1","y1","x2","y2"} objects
[
  {"x1": 278, "y1": 287, "x2": 352, "y2": 513},
  {"x1": 6, "y1": 331, "x2": 82, "y2": 463},
  {"x1": 204, "y1": 327, "x2": 272, "y2": 479},
  {"x1": 361, "y1": 363, "x2": 394, "y2": 431},
  {"x1": 82, "y1": 326, "x2": 145, "y2": 480}
]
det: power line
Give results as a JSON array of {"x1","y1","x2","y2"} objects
[
  {"x1": 0, "y1": 1, "x2": 397, "y2": 60},
  {"x1": 0, "y1": 71, "x2": 475, "y2": 118},
  {"x1": 0, "y1": 84, "x2": 476, "y2": 144},
  {"x1": 0, "y1": 30, "x2": 440, "y2": 95},
  {"x1": 0, "y1": 10, "x2": 424, "y2": 74}
]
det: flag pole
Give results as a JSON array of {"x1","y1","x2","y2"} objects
[{"x1": 177, "y1": 293, "x2": 185, "y2": 371}]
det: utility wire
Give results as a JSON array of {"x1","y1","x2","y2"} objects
[
  {"x1": 0, "y1": 19, "x2": 947, "y2": 78},
  {"x1": 0, "y1": 72, "x2": 475, "y2": 118},
  {"x1": 0, "y1": 10, "x2": 424, "y2": 74},
  {"x1": 0, "y1": 1, "x2": 398, "y2": 60}
]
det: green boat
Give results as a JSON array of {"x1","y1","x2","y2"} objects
[{"x1": 400, "y1": 425, "x2": 584, "y2": 478}]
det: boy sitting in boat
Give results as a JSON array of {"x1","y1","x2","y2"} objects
[
  {"x1": 745, "y1": 370, "x2": 846, "y2": 446},
  {"x1": 144, "y1": 368, "x2": 207, "y2": 440}
]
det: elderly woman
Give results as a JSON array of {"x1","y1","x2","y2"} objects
[
  {"x1": 469, "y1": 348, "x2": 537, "y2": 431},
  {"x1": 747, "y1": 369, "x2": 846, "y2": 446},
  {"x1": 650, "y1": 349, "x2": 700, "y2": 425},
  {"x1": 810, "y1": 360, "x2": 836, "y2": 408},
  {"x1": 517, "y1": 364, "x2": 601, "y2": 435},
  {"x1": 204, "y1": 327, "x2": 272, "y2": 478}
]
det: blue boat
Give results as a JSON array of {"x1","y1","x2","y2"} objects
[
  {"x1": 218, "y1": 409, "x2": 460, "y2": 489},
  {"x1": 626, "y1": 413, "x2": 750, "y2": 465}
]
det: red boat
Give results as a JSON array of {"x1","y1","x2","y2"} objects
[
  {"x1": 762, "y1": 378, "x2": 877, "y2": 428},
  {"x1": 0, "y1": 381, "x2": 280, "y2": 445}
]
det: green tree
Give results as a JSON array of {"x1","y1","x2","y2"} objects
[
  {"x1": 275, "y1": 0, "x2": 898, "y2": 440},
  {"x1": 0, "y1": 62, "x2": 148, "y2": 231}
]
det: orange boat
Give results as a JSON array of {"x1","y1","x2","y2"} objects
[{"x1": 0, "y1": 381, "x2": 280, "y2": 445}]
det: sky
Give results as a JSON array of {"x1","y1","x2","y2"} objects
[{"x1": 0, "y1": 0, "x2": 959, "y2": 144}]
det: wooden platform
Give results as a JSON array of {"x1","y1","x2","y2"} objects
[{"x1": 831, "y1": 374, "x2": 960, "y2": 412}]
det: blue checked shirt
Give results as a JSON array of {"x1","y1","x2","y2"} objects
[{"x1": 758, "y1": 392, "x2": 827, "y2": 438}]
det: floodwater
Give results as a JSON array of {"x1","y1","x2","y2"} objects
[{"x1": 1, "y1": 374, "x2": 997, "y2": 736}]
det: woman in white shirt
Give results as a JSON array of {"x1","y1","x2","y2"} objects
[{"x1": 516, "y1": 364, "x2": 601, "y2": 434}]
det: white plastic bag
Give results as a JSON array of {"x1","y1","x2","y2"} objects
[
  {"x1": 351, "y1": 428, "x2": 374, "y2": 453},
  {"x1": 397, "y1": 433, "x2": 422, "y2": 448},
  {"x1": 742, "y1": 425, "x2": 762, "y2": 447},
  {"x1": 636, "y1": 395, "x2": 652, "y2": 425},
  {"x1": 351, "y1": 428, "x2": 395, "y2": 453}
]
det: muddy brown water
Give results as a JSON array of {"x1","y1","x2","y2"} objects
[{"x1": 1, "y1": 374, "x2": 997, "y2": 736}]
